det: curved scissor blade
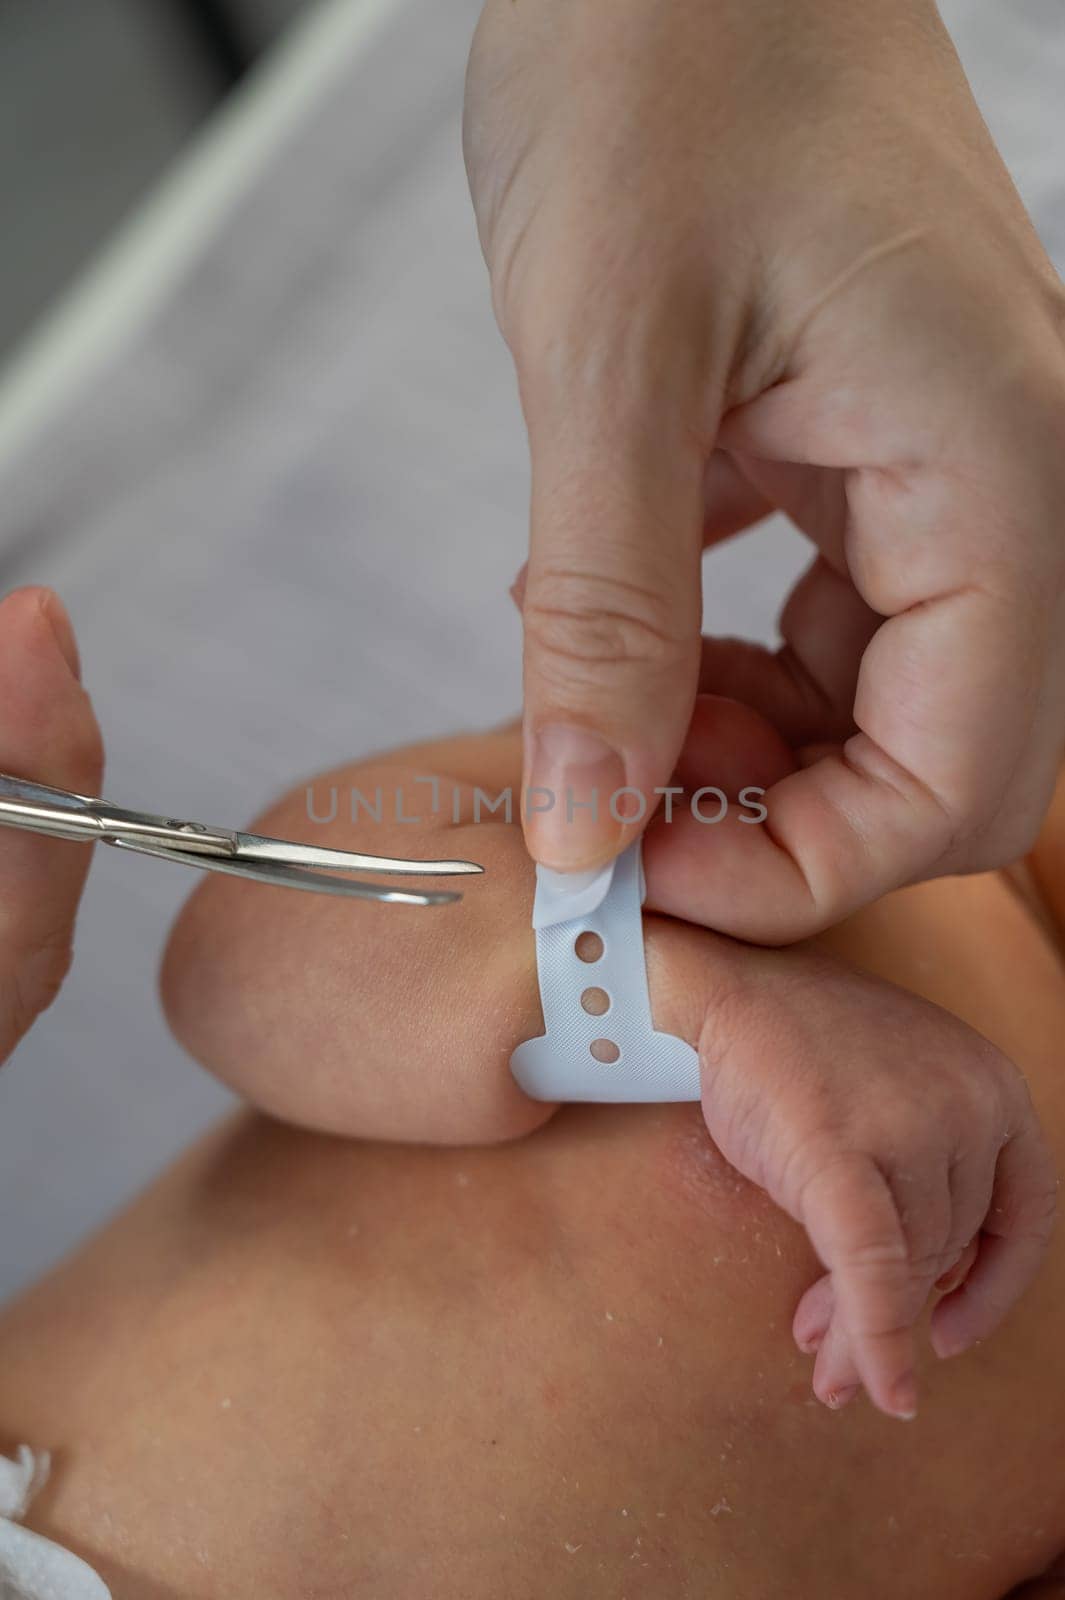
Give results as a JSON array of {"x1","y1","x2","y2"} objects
[
  {"x1": 110, "y1": 838, "x2": 463, "y2": 905},
  {"x1": 0, "y1": 772, "x2": 484, "y2": 904},
  {"x1": 234, "y1": 832, "x2": 485, "y2": 879}
]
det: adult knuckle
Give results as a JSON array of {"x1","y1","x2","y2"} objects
[{"x1": 524, "y1": 571, "x2": 687, "y2": 682}]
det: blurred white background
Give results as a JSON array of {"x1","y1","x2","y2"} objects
[{"x1": 0, "y1": 0, "x2": 1062, "y2": 1297}]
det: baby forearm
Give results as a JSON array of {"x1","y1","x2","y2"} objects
[
  {"x1": 162, "y1": 743, "x2": 554, "y2": 1142},
  {"x1": 159, "y1": 729, "x2": 740, "y2": 1143}
]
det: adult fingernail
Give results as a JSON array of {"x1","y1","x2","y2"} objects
[
  {"x1": 39, "y1": 590, "x2": 81, "y2": 681},
  {"x1": 888, "y1": 1373, "x2": 918, "y2": 1420},
  {"x1": 524, "y1": 723, "x2": 626, "y2": 870}
]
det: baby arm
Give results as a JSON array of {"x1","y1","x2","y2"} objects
[
  {"x1": 161, "y1": 714, "x2": 1056, "y2": 1421},
  {"x1": 162, "y1": 725, "x2": 556, "y2": 1144}
]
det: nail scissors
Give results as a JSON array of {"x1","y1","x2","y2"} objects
[{"x1": 0, "y1": 773, "x2": 484, "y2": 906}]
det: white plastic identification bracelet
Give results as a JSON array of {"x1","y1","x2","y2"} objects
[{"x1": 510, "y1": 841, "x2": 701, "y2": 1103}]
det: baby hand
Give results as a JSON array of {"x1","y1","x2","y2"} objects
[{"x1": 699, "y1": 947, "x2": 1057, "y2": 1420}]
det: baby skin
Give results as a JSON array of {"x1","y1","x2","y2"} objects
[{"x1": 162, "y1": 698, "x2": 1058, "y2": 1424}]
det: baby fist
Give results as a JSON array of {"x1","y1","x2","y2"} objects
[{"x1": 698, "y1": 948, "x2": 1057, "y2": 1420}]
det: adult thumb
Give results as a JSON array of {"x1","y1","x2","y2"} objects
[{"x1": 519, "y1": 372, "x2": 709, "y2": 871}]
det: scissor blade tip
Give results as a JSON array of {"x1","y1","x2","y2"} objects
[
  {"x1": 411, "y1": 889, "x2": 463, "y2": 906},
  {"x1": 418, "y1": 859, "x2": 484, "y2": 876}
]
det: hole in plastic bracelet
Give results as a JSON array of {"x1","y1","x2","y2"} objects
[{"x1": 510, "y1": 841, "x2": 701, "y2": 1102}]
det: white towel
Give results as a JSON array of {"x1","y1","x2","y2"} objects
[{"x1": 0, "y1": 1448, "x2": 110, "y2": 1600}]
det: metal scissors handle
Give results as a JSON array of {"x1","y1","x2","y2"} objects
[{"x1": 0, "y1": 774, "x2": 484, "y2": 906}]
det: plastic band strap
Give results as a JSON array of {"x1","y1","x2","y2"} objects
[{"x1": 510, "y1": 841, "x2": 701, "y2": 1103}]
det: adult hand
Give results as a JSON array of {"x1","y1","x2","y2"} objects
[
  {"x1": 0, "y1": 588, "x2": 102, "y2": 1062},
  {"x1": 465, "y1": 0, "x2": 1065, "y2": 939}
]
